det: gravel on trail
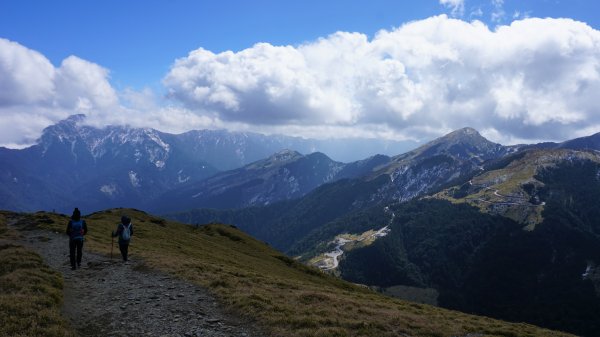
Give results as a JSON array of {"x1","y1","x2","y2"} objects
[{"x1": 9, "y1": 215, "x2": 263, "y2": 337}]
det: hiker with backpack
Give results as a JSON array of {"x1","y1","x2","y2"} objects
[
  {"x1": 65, "y1": 208, "x2": 88, "y2": 270},
  {"x1": 112, "y1": 215, "x2": 133, "y2": 262}
]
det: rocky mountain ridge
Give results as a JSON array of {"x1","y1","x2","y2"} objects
[
  {"x1": 0, "y1": 115, "x2": 217, "y2": 212},
  {"x1": 167, "y1": 128, "x2": 600, "y2": 254},
  {"x1": 364, "y1": 127, "x2": 510, "y2": 203},
  {"x1": 150, "y1": 150, "x2": 390, "y2": 213},
  {"x1": 0, "y1": 115, "x2": 414, "y2": 213}
]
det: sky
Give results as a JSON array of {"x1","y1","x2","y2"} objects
[{"x1": 1, "y1": 0, "x2": 600, "y2": 148}]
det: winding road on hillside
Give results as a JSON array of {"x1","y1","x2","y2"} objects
[
  {"x1": 7, "y1": 214, "x2": 260, "y2": 337},
  {"x1": 467, "y1": 180, "x2": 545, "y2": 207},
  {"x1": 320, "y1": 208, "x2": 394, "y2": 271}
]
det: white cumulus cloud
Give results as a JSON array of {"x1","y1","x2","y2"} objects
[
  {"x1": 3, "y1": 14, "x2": 600, "y2": 149},
  {"x1": 0, "y1": 39, "x2": 120, "y2": 112},
  {"x1": 54, "y1": 56, "x2": 119, "y2": 111},
  {"x1": 0, "y1": 38, "x2": 122, "y2": 146},
  {"x1": 0, "y1": 39, "x2": 55, "y2": 107},
  {"x1": 164, "y1": 15, "x2": 600, "y2": 144},
  {"x1": 0, "y1": 38, "x2": 215, "y2": 147}
]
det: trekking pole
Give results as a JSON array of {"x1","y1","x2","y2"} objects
[{"x1": 110, "y1": 236, "x2": 114, "y2": 260}]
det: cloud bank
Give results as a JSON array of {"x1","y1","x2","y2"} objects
[
  {"x1": 0, "y1": 38, "x2": 214, "y2": 147},
  {"x1": 2, "y1": 15, "x2": 600, "y2": 148},
  {"x1": 164, "y1": 15, "x2": 600, "y2": 144},
  {"x1": 0, "y1": 38, "x2": 120, "y2": 146}
]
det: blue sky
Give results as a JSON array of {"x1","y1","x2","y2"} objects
[
  {"x1": 2, "y1": 0, "x2": 598, "y2": 89},
  {"x1": 1, "y1": 0, "x2": 600, "y2": 148}
]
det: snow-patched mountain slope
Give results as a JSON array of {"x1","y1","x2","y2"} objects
[
  {"x1": 0, "y1": 115, "x2": 218, "y2": 213},
  {"x1": 0, "y1": 115, "x2": 396, "y2": 213},
  {"x1": 360, "y1": 127, "x2": 513, "y2": 204},
  {"x1": 167, "y1": 128, "x2": 521, "y2": 253},
  {"x1": 150, "y1": 150, "x2": 391, "y2": 213}
]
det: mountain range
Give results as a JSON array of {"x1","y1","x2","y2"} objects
[
  {"x1": 6, "y1": 115, "x2": 597, "y2": 216},
  {"x1": 0, "y1": 115, "x2": 402, "y2": 213},
  {"x1": 165, "y1": 128, "x2": 600, "y2": 336},
  {"x1": 1, "y1": 114, "x2": 215, "y2": 213},
  {"x1": 149, "y1": 150, "x2": 390, "y2": 213},
  {"x1": 338, "y1": 152, "x2": 600, "y2": 336},
  {"x1": 3, "y1": 115, "x2": 600, "y2": 335}
]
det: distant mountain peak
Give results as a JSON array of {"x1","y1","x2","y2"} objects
[
  {"x1": 38, "y1": 114, "x2": 89, "y2": 149},
  {"x1": 270, "y1": 149, "x2": 303, "y2": 162},
  {"x1": 372, "y1": 126, "x2": 508, "y2": 199},
  {"x1": 405, "y1": 127, "x2": 502, "y2": 161},
  {"x1": 63, "y1": 114, "x2": 86, "y2": 124},
  {"x1": 43, "y1": 114, "x2": 85, "y2": 132},
  {"x1": 440, "y1": 127, "x2": 486, "y2": 142},
  {"x1": 450, "y1": 126, "x2": 479, "y2": 136}
]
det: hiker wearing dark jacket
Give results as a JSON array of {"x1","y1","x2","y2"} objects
[
  {"x1": 112, "y1": 216, "x2": 133, "y2": 262},
  {"x1": 66, "y1": 208, "x2": 88, "y2": 270}
]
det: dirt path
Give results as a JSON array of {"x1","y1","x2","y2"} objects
[{"x1": 9, "y1": 216, "x2": 261, "y2": 337}]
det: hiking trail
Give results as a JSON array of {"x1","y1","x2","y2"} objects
[{"x1": 7, "y1": 214, "x2": 262, "y2": 337}]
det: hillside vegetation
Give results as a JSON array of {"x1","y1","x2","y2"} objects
[
  {"x1": 168, "y1": 175, "x2": 391, "y2": 252},
  {"x1": 339, "y1": 158, "x2": 600, "y2": 336},
  {"x1": 435, "y1": 149, "x2": 600, "y2": 229},
  {"x1": 12, "y1": 208, "x2": 574, "y2": 337},
  {"x1": 0, "y1": 212, "x2": 74, "y2": 337}
]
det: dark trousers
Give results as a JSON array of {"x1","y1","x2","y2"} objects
[
  {"x1": 69, "y1": 239, "x2": 83, "y2": 268},
  {"x1": 119, "y1": 242, "x2": 129, "y2": 261}
]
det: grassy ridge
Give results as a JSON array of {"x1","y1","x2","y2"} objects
[
  {"x1": 26, "y1": 208, "x2": 572, "y2": 337},
  {"x1": 435, "y1": 149, "x2": 600, "y2": 229},
  {"x1": 0, "y1": 212, "x2": 74, "y2": 337}
]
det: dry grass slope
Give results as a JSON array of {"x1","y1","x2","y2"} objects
[
  {"x1": 0, "y1": 212, "x2": 74, "y2": 337},
  {"x1": 12, "y1": 209, "x2": 575, "y2": 337}
]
